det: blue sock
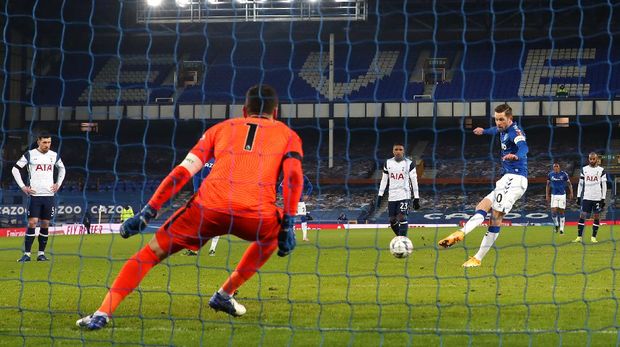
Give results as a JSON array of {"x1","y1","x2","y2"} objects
[
  {"x1": 488, "y1": 226, "x2": 501, "y2": 234},
  {"x1": 475, "y1": 209, "x2": 488, "y2": 218},
  {"x1": 551, "y1": 212, "x2": 558, "y2": 227}
]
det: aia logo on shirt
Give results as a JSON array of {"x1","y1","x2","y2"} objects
[
  {"x1": 390, "y1": 173, "x2": 405, "y2": 180},
  {"x1": 35, "y1": 164, "x2": 53, "y2": 171},
  {"x1": 585, "y1": 175, "x2": 599, "y2": 182}
]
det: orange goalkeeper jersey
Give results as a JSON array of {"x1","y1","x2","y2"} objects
[{"x1": 190, "y1": 116, "x2": 303, "y2": 218}]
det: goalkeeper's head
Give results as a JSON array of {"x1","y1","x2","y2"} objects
[{"x1": 244, "y1": 84, "x2": 279, "y2": 119}]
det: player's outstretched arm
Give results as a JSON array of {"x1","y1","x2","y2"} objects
[
  {"x1": 473, "y1": 127, "x2": 498, "y2": 136},
  {"x1": 121, "y1": 152, "x2": 204, "y2": 238},
  {"x1": 278, "y1": 155, "x2": 303, "y2": 257}
]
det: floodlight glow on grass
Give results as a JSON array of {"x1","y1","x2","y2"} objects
[{"x1": 146, "y1": 0, "x2": 163, "y2": 7}]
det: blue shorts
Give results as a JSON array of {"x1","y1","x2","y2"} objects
[
  {"x1": 387, "y1": 200, "x2": 409, "y2": 218},
  {"x1": 580, "y1": 199, "x2": 602, "y2": 214},
  {"x1": 28, "y1": 196, "x2": 55, "y2": 220}
]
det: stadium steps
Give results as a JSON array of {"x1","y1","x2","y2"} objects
[
  {"x1": 410, "y1": 49, "x2": 429, "y2": 83},
  {"x1": 447, "y1": 50, "x2": 462, "y2": 82}
]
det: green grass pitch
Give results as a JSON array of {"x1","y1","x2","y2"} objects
[{"x1": 0, "y1": 225, "x2": 618, "y2": 346}]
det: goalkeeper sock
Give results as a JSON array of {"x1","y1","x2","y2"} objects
[
  {"x1": 209, "y1": 236, "x2": 220, "y2": 252},
  {"x1": 473, "y1": 226, "x2": 500, "y2": 261},
  {"x1": 577, "y1": 218, "x2": 585, "y2": 237},
  {"x1": 559, "y1": 215, "x2": 565, "y2": 231},
  {"x1": 220, "y1": 240, "x2": 278, "y2": 295},
  {"x1": 462, "y1": 210, "x2": 487, "y2": 235},
  {"x1": 592, "y1": 219, "x2": 600, "y2": 237},
  {"x1": 301, "y1": 222, "x2": 308, "y2": 240},
  {"x1": 98, "y1": 245, "x2": 160, "y2": 316}
]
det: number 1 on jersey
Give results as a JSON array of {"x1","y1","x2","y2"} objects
[{"x1": 244, "y1": 123, "x2": 258, "y2": 151}]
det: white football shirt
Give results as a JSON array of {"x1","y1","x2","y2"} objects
[
  {"x1": 12, "y1": 148, "x2": 66, "y2": 197},
  {"x1": 378, "y1": 157, "x2": 419, "y2": 201},
  {"x1": 577, "y1": 165, "x2": 607, "y2": 201}
]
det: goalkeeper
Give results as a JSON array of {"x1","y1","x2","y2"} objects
[{"x1": 77, "y1": 85, "x2": 304, "y2": 330}]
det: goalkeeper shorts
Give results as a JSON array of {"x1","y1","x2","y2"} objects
[{"x1": 154, "y1": 201, "x2": 281, "y2": 253}]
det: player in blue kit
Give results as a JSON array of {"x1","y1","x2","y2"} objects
[
  {"x1": 438, "y1": 104, "x2": 528, "y2": 267},
  {"x1": 546, "y1": 163, "x2": 573, "y2": 234},
  {"x1": 183, "y1": 158, "x2": 219, "y2": 256}
]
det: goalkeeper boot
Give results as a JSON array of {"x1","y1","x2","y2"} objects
[
  {"x1": 183, "y1": 249, "x2": 198, "y2": 256},
  {"x1": 462, "y1": 256, "x2": 481, "y2": 268},
  {"x1": 571, "y1": 236, "x2": 583, "y2": 243},
  {"x1": 209, "y1": 292, "x2": 246, "y2": 317},
  {"x1": 208, "y1": 250, "x2": 216, "y2": 256},
  {"x1": 76, "y1": 311, "x2": 109, "y2": 330},
  {"x1": 37, "y1": 254, "x2": 49, "y2": 262},
  {"x1": 438, "y1": 231, "x2": 464, "y2": 248},
  {"x1": 590, "y1": 237, "x2": 598, "y2": 243},
  {"x1": 17, "y1": 254, "x2": 31, "y2": 263}
]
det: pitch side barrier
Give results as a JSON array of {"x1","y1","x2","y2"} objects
[{"x1": 1, "y1": 218, "x2": 617, "y2": 237}]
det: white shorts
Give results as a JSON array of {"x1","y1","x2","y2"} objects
[
  {"x1": 550, "y1": 194, "x2": 566, "y2": 209},
  {"x1": 484, "y1": 174, "x2": 528, "y2": 214},
  {"x1": 296, "y1": 202, "x2": 307, "y2": 216}
]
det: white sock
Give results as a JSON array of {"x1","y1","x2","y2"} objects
[
  {"x1": 462, "y1": 213, "x2": 486, "y2": 235},
  {"x1": 559, "y1": 216, "x2": 565, "y2": 231},
  {"x1": 474, "y1": 232, "x2": 499, "y2": 261},
  {"x1": 38, "y1": 251, "x2": 45, "y2": 256},
  {"x1": 217, "y1": 288, "x2": 232, "y2": 298},
  {"x1": 25, "y1": 252, "x2": 31, "y2": 257},
  {"x1": 209, "y1": 236, "x2": 220, "y2": 252},
  {"x1": 553, "y1": 215, "x2": 560, "y2": 227},
  {"x1": 301, "y1": 222, "x2": 308, "y2": 239},
  {"x1": 93, "y1": 310, "x2": 108, "y2": 318}
]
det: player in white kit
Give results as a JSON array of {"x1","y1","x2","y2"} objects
[
  {"x1": 376, "y1": 143, "x2": 420, "y2": 237},
  {"x1": 12, "y1": 133, "x2": 66, "y2": 262},
  {"x1": 573, "y1": 153, "x2": 607, "y2": 243}
]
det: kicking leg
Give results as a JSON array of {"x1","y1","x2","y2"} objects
[{"x1": 439, "y1": 198, "x2": 491, "y2": 248}]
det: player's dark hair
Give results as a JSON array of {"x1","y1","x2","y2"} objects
[
  {"x1": 494, "y1": 104, "x2": 513, "y2": 117},
  {"x1": 393, "y1": 142, "x2": 405, "y2": 148},
  {"x1": 245, "y1": 84, "x2": 279, "y2": 115},
  {"x1": 37, "y1": 132, "x2": 52, "y2": 139}
]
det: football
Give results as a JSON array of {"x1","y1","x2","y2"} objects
[{"x1": 389, "y1": 236, "x2": 413, "y2": 258}]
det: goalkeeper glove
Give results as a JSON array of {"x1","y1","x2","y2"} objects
[
  {"x1": 120, "y1": 204, "x2": 158, "y2": 239},
  {"x1": 600, "y1": 200, "x2": 606, "y2": 210},
  {"x1": 277, "y1": 215, "x2": 296, "y2": 257},
  {"x1": 412, "y1": 198, "x2": 420, "y2": 210},
  {"x1": 576, "y1": 197, "x2": 581, "y2": 205}
]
